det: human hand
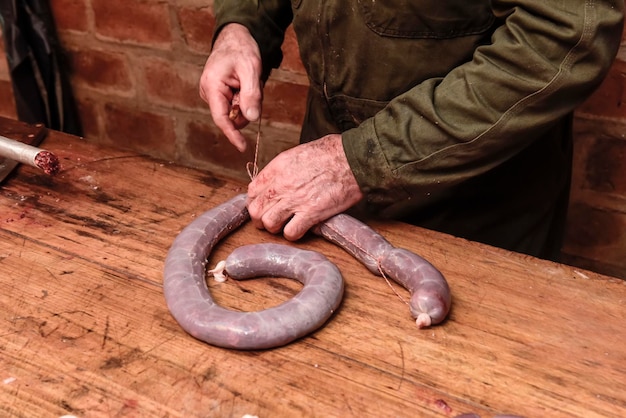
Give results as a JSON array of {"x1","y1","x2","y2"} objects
[
  {"x1": 199, "y1": 23, "x2": 263, "y2": 152},
  {"x1": 247, "y1": 134, "x2": 364, "y2": 240}
]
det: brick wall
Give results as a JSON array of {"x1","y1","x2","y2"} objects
[
  {"x1": 562, "y1": 41, "x2": 626, "y2": 279},
  {"x1": 0, "y1": 1, "x2": 624, "y2": 278},
  {"x1": 52, "y1": 0, "x2": 307, "y2": 181}
]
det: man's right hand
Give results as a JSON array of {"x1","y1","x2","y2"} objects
[{"x1": 199, "y1": 23, "x2": 263, "y2": 152}]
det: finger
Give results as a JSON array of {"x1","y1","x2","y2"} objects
[
  {"x1": 198, "y1": 64, "x2": 218, "y2": 105},
  {"x1": 238, "y1": 77, "x2": 263, "y2": 122},
  {"x1": 247, "y1": 196, "x2": 266, "y2": 230},
  {"x1": 223, "y1": 127, "x2": 248, "y2": 152},
  {"x1": 205, "y1": 87, "x2": 248, "y2": 152},
  {"x1": 246, "y1": 190, "x2": 273, "y2": 230},
  {"x1": 282, "y1": 212, "x2": 316, "y2": 241},
  {"x1": 216, "y1": 112, "x2": 248, "y2": 152},
  {"x1": 260, "y1": 203, "x2": 294, "y2": 235}
]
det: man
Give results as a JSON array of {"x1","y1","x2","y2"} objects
[{"x1": 200, "y1": 0, "x2": 623, "y2": 261}]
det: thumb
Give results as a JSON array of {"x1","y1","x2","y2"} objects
[{"x1": 238, "y1": 80, "x2": 263, "y2": 122}]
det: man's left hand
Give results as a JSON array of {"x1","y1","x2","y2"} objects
[{"x1": 247, "y1": 134, "x2": 364, "y2": 240}]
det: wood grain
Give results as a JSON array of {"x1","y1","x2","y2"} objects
[{"x1": 0, "y1": 119, "x2": 624, "y2": 417}]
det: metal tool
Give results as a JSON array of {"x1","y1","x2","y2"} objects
[{"x1": 0, "y1": 121, "x2": 58, "y2": 182}]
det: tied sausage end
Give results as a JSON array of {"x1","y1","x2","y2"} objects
[{"x1": 415, "y1": 313, "x2": 432, "y2": 328}]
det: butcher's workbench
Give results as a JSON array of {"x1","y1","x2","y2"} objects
[{"x1": 0, "y1": 117, "x2": 624, "y2": 418}]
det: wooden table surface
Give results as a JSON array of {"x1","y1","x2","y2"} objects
[{"x1": 0, "y1": 118, "x2": 624, "y2": 418}]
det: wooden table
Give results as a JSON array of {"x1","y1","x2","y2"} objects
[{"x1": 0, "y1": 118, "x2": 624, "y2": 418}]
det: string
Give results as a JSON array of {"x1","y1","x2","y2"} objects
[
  {"x1": 378, "y1": 264, "x2": 410, "y2": 307},
  {"x1": 229, "y1": 91, "x2": 261, "y2": 181},
  {"x1": 322, "y1": 222, "x2": 409, "y2": 307},
  {"x1": 246, "y1": 115, "x2": 261, "y2": 180}
]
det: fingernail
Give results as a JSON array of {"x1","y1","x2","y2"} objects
[{"x1": 246, "y1": 107, "x2": 260, "y2": 121}]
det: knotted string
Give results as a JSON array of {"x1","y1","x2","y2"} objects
[
  {"x1": 229, "y1": 91, "x2": 261, "y2": 181},
  {"x1": 246, "y1": 116, "x2": 261, "y2": 180}
]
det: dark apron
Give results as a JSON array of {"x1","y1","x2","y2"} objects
[{"x1": 0, "y1": 0, "x2": 81, "y2": 135}]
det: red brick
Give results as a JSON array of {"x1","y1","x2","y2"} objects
[
  {"x1": 69, "y1": 49, "x2": 133, "y2": 92},
  {"x1": 584, "y1": 135, "x2": 626, "y2": 194},
  {"x1": 104, "y1": 103, "x2": 176, "y2": 158},
  {"x1": 142, "y1": 58, "x2": 206, "y2": 110},
  {"x1": 75, "y1": 98, "x2": 101, "y2": 140},
  {"x1": 563, "y1": 201, "x2": 626, "y2": 279},
  {"x1": 565, "y1": 202, "x2": 623, "y2": 248},
  {"x1": 185, "y1": 120, "x2": 254, "y2": 170},
  {"x1": 0, "y1": 80, "x2": 18, "y2": 120},
  {"x1": 578, "y1": 60, "x2": 626, "y2": 119},
  {"x1": 177, "y1": 6, "x2": 215, "y2": 54},
  {"x1": 93, "y1": 0, "x2": 172, "y2": 47},
  {"x1": 262, "y1": 80, "x2": 307, "y2": 126},
  {"x1": 280, "y1": 26, "x2": 306, "y2": 74},
  {"x1": 50, "y1": 0, "x2": 89, "y2": 32}
]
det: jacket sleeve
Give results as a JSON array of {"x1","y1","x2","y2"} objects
[
  {"x1": 213, "y1": 0, "x2": 293, "y2": 80},
  {"x1": 341, "y1": 0, "x2": 624, "y2": 205}
]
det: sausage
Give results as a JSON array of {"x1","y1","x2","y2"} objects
[
  {"x1": 163, "y1": 194, "x2": 451, "y2": 349},
  {"x1": 315, "y1": 214, "x2": 451, "y2": 328},
  {"x1": 166, "y1": 242, "x2": 343, "y2": 350},
  {"x1": 163, "y1": 195, "x2": 343, "y2": 349},
  {"x1": 224, "y1": 243, "x2": 343, "y2": 342}
]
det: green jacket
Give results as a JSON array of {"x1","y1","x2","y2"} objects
[{"x1": 213, "y1": 0, "x2": 623, "y2": 259}]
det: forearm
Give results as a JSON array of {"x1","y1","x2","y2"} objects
[{"x1": 343, "y1": 0, "x2": 624, "y2": 203}]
